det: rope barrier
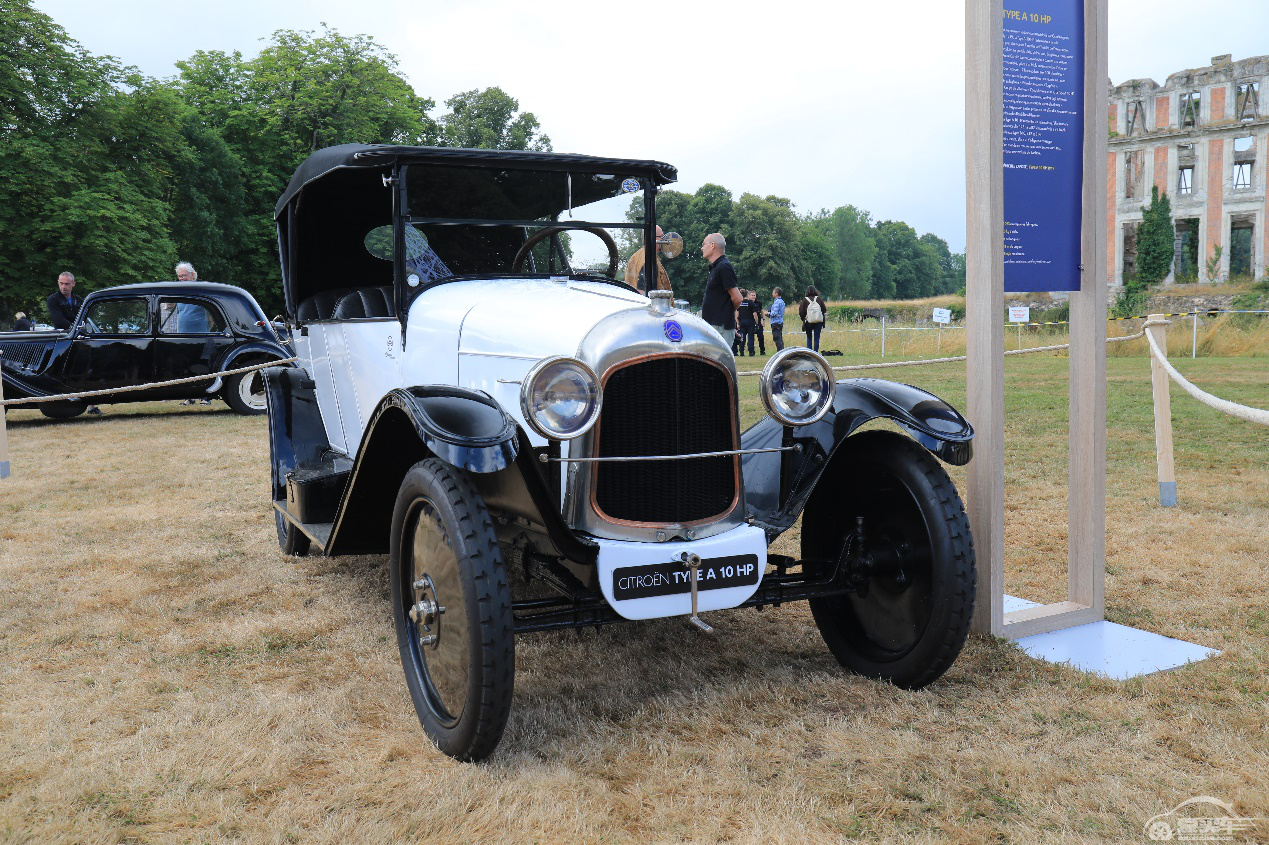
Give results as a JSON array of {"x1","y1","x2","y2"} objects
[
  {"x1": 737, "y1": 327, "x2": 1148, "y2": 376},
  {"x1": 1142, "y1": 320, "x2": 1269, "y2": 426},
  {"x1": 0, "y1": 357, "x2": 297, "y2": 407}
]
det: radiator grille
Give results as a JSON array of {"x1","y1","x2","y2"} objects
[
  {"x1": 594, "y1": 356, "x2": 737, "y2": 524},
  {"x1": 0, "y1": 341, "x2": 49, "y2": 372}
]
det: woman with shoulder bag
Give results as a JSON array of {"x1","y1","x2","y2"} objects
[{"x1": 799, "y1": 285, "x2": 827, "y2": 351}]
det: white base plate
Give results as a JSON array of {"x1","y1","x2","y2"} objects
[{"x1": 1004, "y1": 595, "x2": 1219, "y2": 680}]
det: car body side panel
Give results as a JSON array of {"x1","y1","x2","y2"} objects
[
  {"x1": 295, "y1": 328, "x2": 347, "y2": 453},
  {"x1": 338, "y1": 320, "x2": 403, "y2": 446}
]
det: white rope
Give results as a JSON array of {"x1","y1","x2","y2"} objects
[
  {"x1": 1143, "y1": 320, "x2": 1269, "y2": 426},
  {"x1": 0, "y1": 357, "x2": 297, "y2": 406},
  {"x1": 736, "y1": 328, "x2": 1146, "y2": 377}
]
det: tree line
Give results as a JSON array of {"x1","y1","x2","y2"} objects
[
  {"x1": 1, "y1": 0, "x2": 962, "y2": 324},
  {"x1": 628, "y1": 189, "x2": 965, "y2": 308},
  {"x1": 0, "y1": 1, "x2": 547, "y2": 319}
]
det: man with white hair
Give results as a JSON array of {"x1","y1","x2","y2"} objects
[
  {"x1": 172, "y1": 262, "x2": 212, "y2": 406},
  {"x1": 700, "y1": 233, "x2": 742, "y2": 346},
  {"x1": 175, "y1": 262, "x2": 197, "y2": 281},
  {"x1": 624, "y1": 225, "x2": 671, "y2": 293}
]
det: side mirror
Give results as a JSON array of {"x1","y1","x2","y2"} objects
[{"x1": 658, "y1": 232, "x2": 684, "y2": 259}]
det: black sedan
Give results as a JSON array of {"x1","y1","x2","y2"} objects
[{"x1": 0, "y1": 282, "x2": 291, "y2": 418}]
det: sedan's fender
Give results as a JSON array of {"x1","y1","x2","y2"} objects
[
  {"x1": 209, "y1": 340, "x2": 292, "y2": 392},
  {"x1": 740, "y1": 377, "x2": 974, "y2": 538}
]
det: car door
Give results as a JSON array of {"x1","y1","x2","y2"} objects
[
  {"x1": 59, "y1": 295, "x2": 156, "y2": 400},
  {"x1": 153, "y1": 297, "x2": 236, "y2": 399}
]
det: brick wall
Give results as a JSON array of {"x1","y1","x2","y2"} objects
[
  {"x1": 1107, "y1": 151, "x2": 1118, "y2": 281},
  {"x1": 1155, "y1": 95, "x2": 1170, "y2": 129},
  {"x1": 1210, "y1": 86, "x2": 1227, "y2": 122},
  {"x1": 1205, "y1": 138, "x2": 1225, "y2": 278},
  {"x1": 1154, "y1": 145, "x2": 1170, "y2": 193}
]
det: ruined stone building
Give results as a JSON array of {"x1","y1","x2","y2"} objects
[{"x1": 1108, "y1": 54, "x2": 1268, "y2": 285}]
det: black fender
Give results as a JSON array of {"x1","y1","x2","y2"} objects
[
  {"x1": 261, "y1": 365, "x2": 334, "y2": 516},
  {"x1": 740, "y1": 377, "x2": 974, "y2": 538},
  {"x1": 324, "y1": 387, "x2": 520, "y2": 555},
  {"x1": 212, "y1": 340, "x2": 292, "y2": 392}
]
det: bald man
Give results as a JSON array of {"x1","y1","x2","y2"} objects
[
  {"x1": 624, "y1": 225, "x2": 671, "y2": 293},
  {"x1": 700, "y1": 233, "x2": 742, "y2": 346}
]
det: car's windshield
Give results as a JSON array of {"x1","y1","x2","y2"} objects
[{"x1": 392, "y1": 164, "x2": 653, "y2": 284}]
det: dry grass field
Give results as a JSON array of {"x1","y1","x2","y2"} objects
[{"x1": 2, "y1": 344, "x2": 1266, "y2": 843}]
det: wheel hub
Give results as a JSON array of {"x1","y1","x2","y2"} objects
[{"x1": 410, "y1": 574, "x2": 447, "y2": 647}]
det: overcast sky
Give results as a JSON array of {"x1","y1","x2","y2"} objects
[{"x1": 33, "y1": 0, "x2": 1269, "y2": 252}]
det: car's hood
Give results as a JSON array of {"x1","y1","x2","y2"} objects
[{"x1": 442, "y1": 278, "x2": 651, "y2": 359}]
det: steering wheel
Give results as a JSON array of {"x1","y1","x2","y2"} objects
[{"x1": 511, "y1": 225, "x2": 620, "y2": 279}]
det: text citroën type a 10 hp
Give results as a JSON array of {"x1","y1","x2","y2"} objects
[{"x1": 264, "y1": 144, "x2": 978, "y2": 761}]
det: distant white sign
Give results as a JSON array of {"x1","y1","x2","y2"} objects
[
  {"x1": 932, "y1": 308, "x2": 952, "y2": 324},
  {"x1": 1009, "y1": 306, "x2": 1031, "y2": 323}
]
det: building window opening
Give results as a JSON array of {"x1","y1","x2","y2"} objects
[
  {"x1": 1124, "y1": 150, "x2": 1144, "y2": 200},
  {"x1": 1122, "y1": 223, "x2": 1140, "y2": 280},
  {"x1": 1181, "y1": 91, "x2": 1201, "y2": 128},
  {"x1": 1127, "y1": 100, "x2": 1146, "y2": 136},
  {"x1": 1237, "y1": 82, "x2": 1259, "y2": 121},
  {"x1": 1229, "y1": 220, "x2": 1254, "y2": 278},
  {"x1": 1232, "y1": 162, "x2": 1252, "y2": 190},
  {"x1": 1178, "y1": 166, "x2": 1194, "y2": 195},
  {"x1": 1174, "y1": 219, "x2": 1200, "y2": 282}
]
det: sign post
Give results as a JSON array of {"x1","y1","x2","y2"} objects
[
  {"x1": 966, "y1": 0, "x2": 1108, "y2": 637},
  {"x1": 933, "y1": 307, "x2": 952, "y2": 352}
]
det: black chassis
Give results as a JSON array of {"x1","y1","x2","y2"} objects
[
  {"x1": 264, "y1": 365, "x2": 974, "y2": 633},
  {"x1": 0, "y1": 281, "x2": 291, "y2": 413}
]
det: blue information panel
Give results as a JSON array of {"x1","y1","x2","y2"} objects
[{"x1": 1002, "y1": 1, "x2": 1085, "y2": 292}]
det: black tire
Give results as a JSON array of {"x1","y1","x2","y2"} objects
[
  {"x1": 275, "y1": 509, "x2": 310, "y2": 557},
  {"x1": 390, "y1": 458, "x2": 514, "y2": 761},
  {"x1": 40, "y1": 404, "x2": 86, "y2": 419},
  {"x1": 805, "y1": 430, "x2": 975, "y2": 690},
  {"x1": 224, "y1": 368, "x2": 268, "y2": 415}
]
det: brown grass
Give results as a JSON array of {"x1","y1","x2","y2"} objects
[{"x1": 1, "y1": 356, "x2": 1267, "y2": 844}]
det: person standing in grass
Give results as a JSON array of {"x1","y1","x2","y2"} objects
[
  {"x1": 748, "y1": 289, "x2": 767, "y2": 355},
  {"x1": 799, "y1": 285, "x2": 827, "y2": 352},
  {"x1": 736, "y1": 289, "x2": 760, "y2": 357},
  {"x1": 700, "y1": 233, "x2": 742, "y2": 348},
  {"x1": 768, "y1": 287, "x2": 785, "y2": 351}
]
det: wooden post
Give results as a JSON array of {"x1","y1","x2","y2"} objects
[
  {"x1": 965, "y1": 0, "x2": 1005, "y2": 635},
  {"x1": 0, "y1": 352, "x2": 10, "y2": 479},
  {"x1": 969, "y1": 0, "x2": 1108, "y2": 638},
  {"x1": 1147, "y1": 315, "x2": 1177, "y2": 506}
]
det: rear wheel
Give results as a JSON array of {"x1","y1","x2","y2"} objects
[
  {"x1": 225, "y1": 368, "x2": 268, "y2": 415},
  {"x1": 390, "y1": 458, "x2": 514, "y2": 761},
  {"x1": 274, "y1": 509, "x2": 310, "y2": 557},
  {"x1": 804, "y1": 431, "x2": 975, "y2": 689}
]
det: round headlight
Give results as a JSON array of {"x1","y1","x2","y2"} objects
[
  {"x1": 759, "y1": 348, "x2": 836, "y2": 426},
  {"x1": 520, "y1": 356, "x2": 602, "y2": 440}
]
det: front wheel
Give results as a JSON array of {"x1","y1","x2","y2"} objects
[
  {"x1": 804, "y1": 431, "x2": 976, "y2": 690},
  {"x1": 224, "y1": 368, "x2": 268, "y2": 415},
  {"x1": 390, "y1": 458, "x2": 514, "y2": 761}
]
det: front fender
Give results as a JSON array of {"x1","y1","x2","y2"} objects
[
  {"x1": 323, "y1": 387, "x2": 520, "y2": 556},
  {"x1": 740, "y1": 377, "x2": 973, "y2": 537}
]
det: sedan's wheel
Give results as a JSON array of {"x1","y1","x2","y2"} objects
[
  {"x1": 39, "y1": 404, "x2": 86, "y2": 419},
  {"x1": 804, "y1": 431, "x2": 975, "y2": 690},
  {"x1": 225, "y1": 369, "x2": 268, "y2": 415},
  {"x1": 390, "y1": 458, "x2": 513, "y2": 761}
]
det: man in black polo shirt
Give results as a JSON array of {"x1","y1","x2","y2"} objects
[{"x1": 700, "y1": 233, "x2": 742, "y2": 347}]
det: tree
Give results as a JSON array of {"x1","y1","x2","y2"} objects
[
  {"x1": 819, "y1": 205, "x2": 876, "y2": 300},
  {"x1": 1137, "y1": 184, "x2": 1174, "y2": 285},
  {"x1": 440, "y1": 87, "x2": 550, "y2": 151},
  {"x1": 795, "y1": 224, "x2": 838, "y2": 298},
  {"x1": 729, "y1": 194, "x2": 802, "y2": 295},
  {"x1": 872, "y1": 221, "x2": 941, "y2": 300}
]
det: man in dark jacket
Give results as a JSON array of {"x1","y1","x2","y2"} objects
[
  {"x1": 45, "y1": 271, "x2": 102, "y2": 414},
  {"x1": 46, "y1": 271, "x2": 83, "y2": 330}
]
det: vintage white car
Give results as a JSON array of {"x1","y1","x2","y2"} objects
[{"x1": 265, "y1": 144, "x2": 978, "y2": 761}]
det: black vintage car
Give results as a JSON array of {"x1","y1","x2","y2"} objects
[{"x1": 0, "y1": 282, "x2": 291, "y2": 417}]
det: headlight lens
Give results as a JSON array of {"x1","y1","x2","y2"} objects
[
  {"x1": 520, "y1": 356, "x2": 602, "y2": 440},
  {"x1": 759, "y1": 348, "x2": 836, "y2": 426}
]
